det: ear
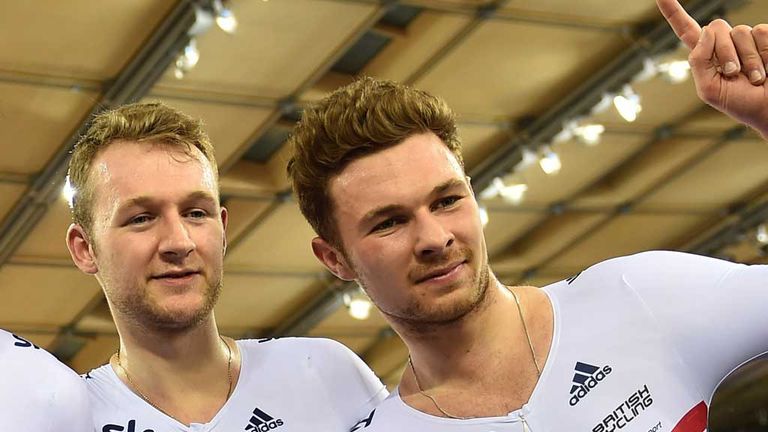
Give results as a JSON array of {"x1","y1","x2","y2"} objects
[
  {"x1": 220, "y1": 206, "x2": 229, "y2": 255},
  {"x1": 66, "y1": 223, "x2": 98, "y2": 274},
  {"x1": 311, "y1": 237, "x2": 356, "y2": 281}
]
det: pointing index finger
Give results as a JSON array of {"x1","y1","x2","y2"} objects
[{"x1": 656, "y1": 0, "x2": 703, "y2": 49}]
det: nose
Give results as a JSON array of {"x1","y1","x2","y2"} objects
[
  {"x1": 158, "y1": 214, "x2": 195, "y2": 261},
  {"x1": 413, "y1": 211, "x2": 454, "y2": 260}
]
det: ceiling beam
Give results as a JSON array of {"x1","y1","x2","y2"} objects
[
  {"x1": 0, "y1": 0, "x2": 200, "y2": 266},
  {"x1": 468, "y1": 0, "x2": 740, "y2": 194}
]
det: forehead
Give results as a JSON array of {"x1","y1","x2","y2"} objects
[
  {"x1": 329, "y1": 132, "x2": 465, "y2": 211},
  {"x1": 90, "y1": 140, "x2": 218, "y2": 204}
]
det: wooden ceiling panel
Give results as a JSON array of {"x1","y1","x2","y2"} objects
[
  {"x1": 223, "y1": 198, "x2": 274, "y2": 245},
  {"x1": 572, "y1": 138, "x2": 712, "y2": 208},
  {"x1": 491, "y1": 212, "x2": 607, "y2": 274},
  {"x1": 70, "y1": 335, "x2": 119, "y2": 374},
  {"x1": 641, "y1": 139, "x2": 768, "y2": 211},
  {"x1": 500, "y1": 0, "x2": 659, "y2": 26},
  {"x1": 363, "y1": 11, "x2": 471, "y2": 83},
  {"x1": 13, "y1": 332, "x2": 58, "y2": 351},
  {"x1": 215, "y1": 273, "x2": 320, "y2": 331},
  {"x1": 327, "y1": 335, "x2": 377, "y2": 355},
  {"x1": 14, "y1": 198, "x2": 73, "y2": 261},
  {"x1": 482, "y1": 210, "x2": 544, "y2": 256},
  {"x1": 0, "y1": 184, "x2": 26, "y2": 223},
  {"x1": 721, "y1": 241, "x2": 763, "y2": 264},
  {"x1": 224, "y1": 202, "x2": 322, "y2": 273},
  {"x1": 0, "y1": 264, "x2": 101, "y2": 327},
  {"x1": 726, "y1": 0, "x2": 768, "y2": 27},
  {"x1": 590, "y1": 71, "x2": 703, "y2": 130},
  {"x1": 676, "y1": 106, "x2": 741, "y2": 135},
  {"x1": 154, "y1": 0, "x2": 378, "y2": 98},
  {"x1": 0, "y1": 1, "x2": 176, "y2": 80},
  {"x1": 363, "y1": 334, "x2": 408, "y2": 380},
  {"x1": 0, "y1": 82, "x2": 96, "y2": 174},
  {"x1": 545, "y1": 213, "x2": 708, "y2": 270},
  {"x1": 515, "y1": 134, "x2": 646, "y2": 206},
  {"x1": 459, "y1": 123, "x2": 507, "y2": 171},
  {"x1": 416, "y1": 19, "x2": 625, "y2": 118},
  {"x1": 144, "y1": 97, "x2": 276, "y2": 168},
  {"x1": 312, "y1": 304, "x2": 390, "y2": 337},
  {"x1": 220, "y1": 160, "x2": 283, "y2": 197}
]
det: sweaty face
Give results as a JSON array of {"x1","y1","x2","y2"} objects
[
  {"x1": 329, "y1": 132, "x2": 490, "y2": 329},
  {"x1": 87, "y1": 141, "x2": 226, "y2": 332}
]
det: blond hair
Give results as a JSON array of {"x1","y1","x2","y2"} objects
[
  {"x1": 287, "y1": 77, "x2": 463, "y2": 246},
  {"x1": 68, "y1": 102, "x2": 217, "y2": 233}
]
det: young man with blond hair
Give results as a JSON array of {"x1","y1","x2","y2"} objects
[
  {"x1": 287, "y1": 1, "x2": 768, "y2": 430},
  {"x1": 66, "y1": 102, "x2": 386, "y2": 431}
]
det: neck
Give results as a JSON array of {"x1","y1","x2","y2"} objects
[
  {"x1": 396, "y1": 276, "x2": 549, "y2": 388},
  {"x1": 116, "y1": 314, "x2": 225, "y2": 368},
  {"x1": 111, "y1": 313, "x2": 240, "y2": 425}
]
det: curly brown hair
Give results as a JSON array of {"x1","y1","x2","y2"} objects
[
  {"x1": 68, "y1": 102, "x2": 218, "y2": 234},
  {"x1": 286, "y1": 77, "x2": 463, "y2": 247}
]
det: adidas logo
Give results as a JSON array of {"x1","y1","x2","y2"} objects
[
  {"x1": 245, "y1": 407, "x2": 284, "y2": 431},
  {"x1": 569, "y1": 361, "x2": 612, "y2": 406}
]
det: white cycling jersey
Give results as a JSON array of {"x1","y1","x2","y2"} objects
[
  {"x1": 0, "y1": 329, "x2": 91, "y2": 431},
  {"x1": 350, "y1": 251, "x2": 768, "y2": 432},
  {"x1": 86, "y1": 337, "x2": 387, "y2": 432}
]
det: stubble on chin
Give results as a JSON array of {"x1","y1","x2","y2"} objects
[
  {"x1": 380, "y1": 262, "x2": 491, "y2": 335},
  {"x1": 110, "y1": 274, "x2": 223, "y2": 333}
]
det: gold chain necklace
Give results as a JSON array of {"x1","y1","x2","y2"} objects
[
  {"x1": 115, "y1": 335, "x2": 233, "y2": 420},
  {"x1": 408, "y1": 284, "x2": 541, "y2": 421}
]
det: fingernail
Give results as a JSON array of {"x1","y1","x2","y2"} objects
[
  {"x1": 750, "y1": 70, "x2": 764, "y2": 83},
  {"x1": 724, "y1": 62, "x2": 739, "y2": 75}
]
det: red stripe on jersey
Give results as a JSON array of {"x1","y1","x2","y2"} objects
[{"x1": 672, "y1": 401, "x2": 707, "y2": 432}]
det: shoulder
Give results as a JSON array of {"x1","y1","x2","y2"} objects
[
  {"x1": 0, "y1": 330, "x2": 91, "y2": 429},
  {"x1": 237, "y1": 336, "x2": 358, "y2": 361}
]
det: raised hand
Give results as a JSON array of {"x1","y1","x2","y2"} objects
[{"x1": 656, "y1": 0, "x2": 768, "y2": 139}]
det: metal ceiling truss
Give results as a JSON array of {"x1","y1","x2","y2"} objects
[{"x1": 0, "y1": 0, "x2": 200, "y2": 266}]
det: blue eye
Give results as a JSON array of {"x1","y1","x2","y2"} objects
[
  {"x1": 129, "y1": 214, "x2": 153, "y2": 225},
  {"x1": 187, "y1": 209, "x2": 207, "y2": 219}
]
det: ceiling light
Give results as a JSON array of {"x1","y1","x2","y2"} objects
[
  {"x1": 539, "y1": 147, "x2": 562, "y2": 175},
  {"x1": 499, "y1": 183, "x2": 528, "y2": 205},
  {"x1": 515, "y1": 147, "x2": 539, "y2": 171},
  {"x1": 591, "y1": 93, "x2": 614, "y2": 115},
  {"x1": 757, "y1": 224, "x2": 768, "y2": 245},
  {"x1": 634, "y1": 58, "x2": 659, "y2": 82},
  {"x1": 659, "y1": 60, "x2": 691, "y2": 84},
  {"x1": 62, "y1": 176, "x2": 75, "y2": 208},
  {"x1": 478, "y1": 205, "x2": 489, "y2": 227},
  {"x1": 480, "y1": 177, "x2": 528, "y2": 206},
  {"x1": 182, "y1": 39, "x2": 200, "y2": 69},
  {"x1": 613, "y1": 85, "x2": 642, "y2": 122},
  {"x1": 574, "y1": 124, "x2": 605, "y2": 146},
  {"x1": 213, "y1": 0, "x2": 238, "y2": 34},
  {"x1": 348, "y1": 298, "x2": 372, "y2": 320}
]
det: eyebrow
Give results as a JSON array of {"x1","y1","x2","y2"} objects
[
  {"x1": 360, "y1": 178, "x2": 466, "y2": 227},
  {"x1": 118, "y1": 191, "x2": 219, "y2": 212}
]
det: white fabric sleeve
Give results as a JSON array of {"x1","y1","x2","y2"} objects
[
  {"x1": 44, "y1": 372, "x2": 92, "y2": 431},
  {"x1": 312, "y1": 338, "x2": 388, "y2": 421},
  {"x1": 615, "y1": 250, "x2": 768, "y2": 400}
]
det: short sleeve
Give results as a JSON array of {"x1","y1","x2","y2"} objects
[
  {"x1": 311, "y1": 338, "x2": 388, "y2": 421},
  {"x1": 616, "y1": 251, "x2": 768, "y2": 399}
]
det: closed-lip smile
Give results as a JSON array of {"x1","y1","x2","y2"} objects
[{"x1": 415, "y1": 261, "x2": 466, "y2": 284}]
